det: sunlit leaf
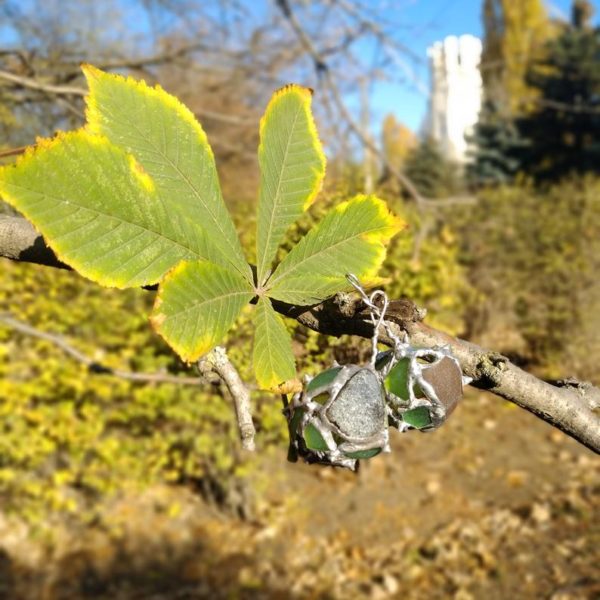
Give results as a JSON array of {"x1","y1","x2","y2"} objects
[
  {"x1": 83, "y1": 64, "x2": 251, "y2": 280},
  {"x1": 0, "y1": 131, "x2": 212, "y2": 288},
  {"x1": 252, "y1": 297, "x2": 297, "y2": 391},
  {"x1": 267, "y1": 195, "x2": 404, "y2": 304},
  {"x1": 150, "y1": 260, "x2": 254, "y2": 362},
  {"x1": 255, "y1": 85, "x2": 325, "y2": 286}
]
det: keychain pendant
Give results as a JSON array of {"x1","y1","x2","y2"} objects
[
  {"x1": 285, "y1": 274, "x2": 467, "y2": 469},
  {"x1": 287, "y1": 363, "x2": 390, "y2": 469}
]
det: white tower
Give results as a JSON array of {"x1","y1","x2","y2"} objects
[{"x1": 425, "y1": 35, "x2": 483, "y2": 163}]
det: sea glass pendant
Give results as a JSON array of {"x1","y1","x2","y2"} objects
[
  {"x1": 288, "y1": 364, "x2": 390, "y2": 469},
  {"x1": 378, "y1": 350, "x2": 464, "y2": 431}
]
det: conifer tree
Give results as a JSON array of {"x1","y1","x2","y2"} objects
[
  {"x1": 466, "y1": 100, "x2": 525, "y2": 186},
  {"x1": 470, "y1": 0, "x2": 558, "y2": 185},
  {"x1": 515, "y1": 0, "x2": 600, "y2": 181}
]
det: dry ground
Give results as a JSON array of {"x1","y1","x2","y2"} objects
[{"x1": 0, "y1": 389, "x2": 598, "y2": 599}]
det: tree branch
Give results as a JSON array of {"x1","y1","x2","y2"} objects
[
  {"x1": 0, "y1": 310, "x2": 256, "y2": 450},
  {"x1": 0, "y1": 68, "x2": 256, "y2": 127},
  {"x1": 0, "y1": 216, "x2": 598, "y2": 453},
  {"x1": 0, "y1": 68, "x2": 86, "y2": 96},
  {"x1": 198, "y1": 347, "x2": 256, "y2": 451},
  {"x1": 0, "y1": 313, "x2": 208, "y2": 386},
  {"x1": 273, "y1": 296, "x2": 600, "y2": 453},
  {"x1": 0, "y1": 216, "x2": 70, "y2": 269}
]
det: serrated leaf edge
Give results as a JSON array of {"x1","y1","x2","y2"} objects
[
  {"x1": 0, "y1": 129, "x2": 201, "y2": 289},
  {"x1": 150, "y1": 259, "x2": 254, "y2": 363},
  {"x1": 267, "y1": 194, "x2": 405, "y2": 290},
  {"x1": 82, "y1": 64, "x2": 252, "y2": 283},
  {"x1": 258, "y1": 84, "x2": 326, "y2": 213},
  {"x1": 256, "y1": 84, "x2": 326, "y2": 285},
  {"x1": 83, "y1": 64, "x2": 212, "y2": 155}
]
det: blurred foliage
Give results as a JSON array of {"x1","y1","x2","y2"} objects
[
  {"x1": 481, "y1": 0, "x2": 554, "y2": 115},
  {"x1": 380, "y1": 114, "x2": 417, "y2": 192},
  {"x1": 0, "y1": 261, "x2": 286, "y2": 526},
  {"x1": 473, "y1": 0, "x2": 600, "y2": 186},
  {"x1": 458, "y1": 177, "x2": 600, "y2": 381},
  {"x1": 380, "y1": 205, "x2": 475, "y2": 337},
  {"x1": 403, "y1": 137, "x2": 463, "y2": 199},
  {"x1": 279, "y1": 183, "x2": 474, "y2": 350}
]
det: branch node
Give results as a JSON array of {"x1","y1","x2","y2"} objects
[{"x1": 476, "y1": 352, "x2": 509, "y2": 387}]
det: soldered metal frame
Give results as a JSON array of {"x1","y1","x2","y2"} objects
[
  {"x1": 288, "y1": 363, "x2": 391, "y2": 470},
  {"x1": 284, "y1": 274, "x2": 468, "y2": 469},
  {"x1": 376, "y1": 347, "x2": 466, "y2": 432}
]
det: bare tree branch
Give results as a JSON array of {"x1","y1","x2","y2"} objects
[
  {"x1": 0, "y1": 68, "x2": 256, "y2": 130},
  {"x1": 0, "y1": 215, "x2": 69, "y2": 269},
  {"x1": 76, "y1": 42, "x2": 220, "y2": 74},
  {"x1": 0, "y1": 68, "x2": 85, "y2": 96},
  {"x1": 272, "y1": 296, "x2": 600, "y2": 453},
  {"x1": 0, "y1": 216, "x2": 598, "y2": 453},
  {"x1": 198, "y1": 347, "x2": 256, "y2": 452},
  {"x1": 0, "y1": 313, "x2": 208, "y2": 386},
  {"x1": 0, "y1": 309, "x2": 256, "y2": 450},
  {"x1": 0, "y1": 146, "x2": 27, "y2": 159}
]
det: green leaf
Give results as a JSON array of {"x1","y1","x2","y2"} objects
[
  {"x1": 150, "y1": 260, "x2": 254, "y2": 362},
  {"x1": 83, "y1": 64, "x2": 251, "y2": 280},
  {"x1": 252, "y1": 297, "x2": 296, "y2": 391},
  {"x1": 0, "y1": 131, "x2": 212, "y2": 288},
  {"x1": 267, "y1": 195, "x2": 404, "y2": 304},
  {"x1": 256, "y1": 85, "x2": 325, "y2": 286}
]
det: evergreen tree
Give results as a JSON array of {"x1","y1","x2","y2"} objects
[
  {"x1": 469, "y1": 0, "x2": 554, "y2": 186},
  {"x1": 515, "y1": 0, "x2": 600, "y2": 181},
  {"x1": 466, "y1": 100, "x2": 525, "y2": 186}
]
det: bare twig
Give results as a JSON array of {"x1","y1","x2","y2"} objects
[
  {"x1": 77, "y1": 42, "x2": 216, "y2": 73},
  {"x1": 198, "y1": 347, "x2": 256, "y2": 451},
  {"x1": 274, "y1": 0, "x2": 426, "y2": 207},
  {"x1": 0, "y1": 146, "x2": 27, "y2": 159},
  {"x1": 0, "y1": 313, "x2": 207, "y2": 386},
  {"x1": 0, "y1": 68, "x2": 254, "y2": 129},
  {"x1": 0, "y1": 215, "x2": 69, "y2": 269},
  {"x1": 0, "y1": 69, "x2": 86, "y2": 96}
]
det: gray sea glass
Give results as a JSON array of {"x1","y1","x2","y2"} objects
[{"x1": 327, "y1": 368, "x2": 386, "y2": 439}]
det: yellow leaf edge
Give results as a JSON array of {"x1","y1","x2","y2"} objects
[
  {"x1": 258, "y1": 84, "x2": 326, "y2": 212},
  {"x1": 82, "y1": 63, "x2": 217, "y2": 165},
  {"x1": 268, "y1": 194, "x2": 405, "y2": 293},
  {"x1": 150, "y1": 259, "x2": 254, "y2": 364},
  {"x1": 343, "y1": 194, "x2": 406, "y2": 283},
  {"x1": 0, "y1": 129, "x2": 161, "y2": 289},
  {"x1": 252, "y1": 297, "x2": 300, "y2": 393}
]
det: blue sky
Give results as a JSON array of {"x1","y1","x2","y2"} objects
[
  {"x1": 0, "y1": 0, "x2": 589, "y2": 137},
  {"x1": 371, "y1": 0, "x2": 583, "y2": 133}
]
